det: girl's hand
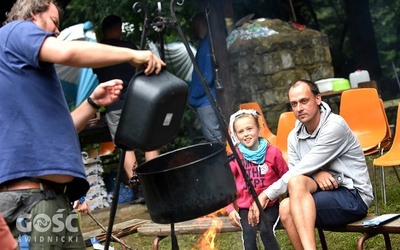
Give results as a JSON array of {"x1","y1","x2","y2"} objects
[
  {"x1": 248, "y1": 193, "x2": 269, "y2": 226},
  {"x1": 228, "y1": 210, "x2": 241, "y2": 227}
]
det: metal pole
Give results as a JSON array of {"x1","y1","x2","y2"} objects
[
  {"x1": 104, "y1": 150, "x2": 126, "y2": 249},
  {"x1": 169, "y1": 1, "x2": 279, "y2": 249}
]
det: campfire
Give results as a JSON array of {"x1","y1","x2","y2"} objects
[{"x1": 192, "y1": 209, "x2": 226, "y2": 250}]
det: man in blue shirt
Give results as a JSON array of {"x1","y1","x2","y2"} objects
[
  {"x1": 0, "y1": 0, "x2": 165, "y2": 248},
  {"x1": 189, "y1": 12, "x2": 222, "y2": 143}
]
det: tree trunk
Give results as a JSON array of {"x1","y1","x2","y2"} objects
[
  {"x1": 208, "y1": 0, "x2": 235, "y2": 125},
  {"x1": 344, "y1": 0, "x2": 382, "y2": 86}
]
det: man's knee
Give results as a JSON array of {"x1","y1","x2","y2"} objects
[
  {"x1": 287, "y1": 175, "x2": 316, "y2": 194},
  {"x1": 279, "y1": 198, "x2": 291, "y2": 221}
]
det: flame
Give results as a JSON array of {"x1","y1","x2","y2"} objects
[{"x1": 192, "y1": 209, "x2": 225, "y2": 250}]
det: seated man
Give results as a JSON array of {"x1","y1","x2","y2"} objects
[{"x1": 250, "y1": 80, "x2": 373, "y2": 249}]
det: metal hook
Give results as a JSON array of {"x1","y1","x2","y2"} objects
[
  {"x1": 157, "y1": 2, "x2": 162, "y2": 16},
  {"x1": 132, "y1": 2, "x2": 149, "y2": 50},
  {"x1": 152, "y1": 16, "x2": 166, "y2": 32},
  {"x1": 152, "y1": 2, "x2": 167, "y2": 32},
  {"x1": 169, "y1": 0, "x2": 178, "y2": 23},
  {"x1": 132, "y1": 2, "x2": 143, "y2": 13},
  {"x1": 132, "y1": 1, "x2": 149, "y2": 22}
]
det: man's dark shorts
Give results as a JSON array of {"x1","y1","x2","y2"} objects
[{"x1": 314, "y1": 187, "x2": 368, "y2": 227}]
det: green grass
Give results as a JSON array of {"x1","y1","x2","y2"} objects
[{"x1": 98, "y1": 155, "x2": 400, "y2": 250}]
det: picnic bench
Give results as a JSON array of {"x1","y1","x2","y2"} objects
[
  {"x1": 318, "y1": 215, "x2": 400, "y2": 250},
  {"x1": 138, "y1": 215, "x2": 400, "y2": 250}
]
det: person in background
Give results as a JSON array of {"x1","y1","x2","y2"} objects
[
  {"x1": 226, "y1": 109, "x2": 288, "y2": 250},
  {"x1": 0, "y1": 214, "x2": 17, "y2": 250},
  {"x1": 249, "y1": 80, "x2": 373, "y2": 249},
  {"x1": 93, "y1": 15, "x2": 159, "y2": 204},
  {"x1": 0, "y1": 0, "x2": 165, "y2": 248},
  {"x1": 188, "y1": 12, "x2": 222, "y2": 143}
]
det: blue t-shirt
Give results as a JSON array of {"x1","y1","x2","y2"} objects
[
  {"x1": 0, "y1": 21, "x2": 89, "y2": 200},
  {"x1": 188, "y1": 36, "x2": 216, "y2": 108}
]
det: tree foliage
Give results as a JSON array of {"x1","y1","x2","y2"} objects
[{"x1": 62, "y1": 0, "x2": 199, "y2": 45}]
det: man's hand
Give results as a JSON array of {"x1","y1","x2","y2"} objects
[
  {"x1": 314, "y1": 170, "x2": 338, "y2": 190},
  {"x1": 131, "y1": 50, "x2": 166, "y2": 75},
  {"x1": 73, "y1": 200, "x2": 89, "y2": 214},
  {"x1": 71, "y1": 79, "x2": 123, "y2": 132},
  {"x1": 90, "y1": 79, "x2": 123, "y2": 107}
]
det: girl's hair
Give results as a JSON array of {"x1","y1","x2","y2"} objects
[
  {"x1": 4, "y1": 0, "x2": 62, "y2": 25},
  {"x1": 232, "y1": 112, "x2": 260, "y2": 132}
]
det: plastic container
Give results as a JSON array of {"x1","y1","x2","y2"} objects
[
  {"x1": 315, "y1": 78, "x2": 334, "y2": 93},
  {"x1": 349, "y1": 70, "x2": 370, "y2": 88},
  {"x1": 332, "y1": 78, "x2": 350, "y2": 91}
]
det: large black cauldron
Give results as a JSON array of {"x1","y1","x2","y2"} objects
[{"x1": 136, "y1": 142, "x2": 237, "y2": 224}]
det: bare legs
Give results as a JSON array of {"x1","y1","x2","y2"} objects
[
  {"x1": 144, "y1": 150, "x2": 160, "y2": 162},
  {"x1": 124, "y1": 149, "x2": 160, "y2": 179},
  {"x1": 124, "y1": 150, "x2": 138, "y2": 179},
  {"x1": 279, "y1": 175, "x2": 318, "y2": 250},
  {"x1": 125, "y1": 149, "x2": 160, "y2": 203}
]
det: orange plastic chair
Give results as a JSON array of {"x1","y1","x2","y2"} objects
[
  {"x1": 339, "y1": 88, "x2": 387, "y2": 153},
  {"x1": 378, "y1": 98, "x2": 392, "y2": 150},
  {"x1": 364, "y1": 98, "x2": 392, "y2": 156},
  {"x1": 373, "y1": 103, "x2": 400, "y2": 213},
  {"x1": 239, "y1": 102, "x2": 277, "y2": 145},
  {"x1": 275, "y1": 111, "x2": 297, "y2": 163},
  {"x1": 98, "y1": 141, "x2": 116, "y2": 157},
  {"x1": 226, "y1": 130, "x2": 233, "y2": 155}
]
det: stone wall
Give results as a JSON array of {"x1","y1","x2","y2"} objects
[{"x1": 228, "y1": 18, "x2": 334, "y2": 132}]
